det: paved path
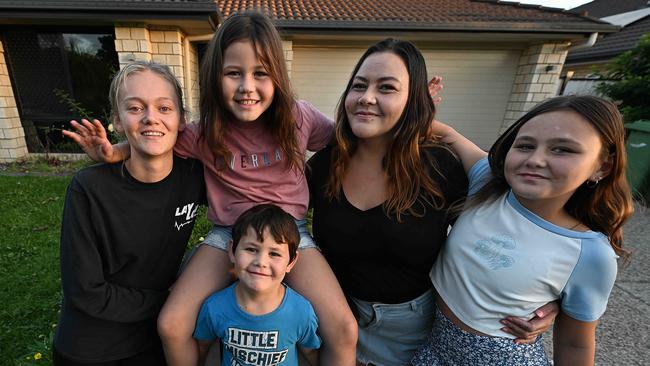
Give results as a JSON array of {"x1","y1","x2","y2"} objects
[{"x1": 543, "y1": 204, "x2": 650, "y2": 365}]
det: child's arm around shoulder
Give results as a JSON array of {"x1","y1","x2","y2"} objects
[{"x1": 433, "y1": 120, "x2": 487, "y2": 175}]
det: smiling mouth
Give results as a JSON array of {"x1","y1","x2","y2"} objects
[
  {"x1": 519, "y1": 173, "x2": 547, "y2": 179},
  {"x1": 237, "y1": 100, "x2": 259, "y2": 105},
  {"x1": 247, "y1": 270, "x2": 270, "y2": 277},
  {"x1": 142, "y1": 131, "x2": 164, "y2": 136},
  {"x1": 355, "y1": 111, "x2": 379, "y2": 116}
]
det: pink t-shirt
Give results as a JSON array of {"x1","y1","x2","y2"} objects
[{"x1": 175, "y1": 100, "x2": 334, "y2": 225}]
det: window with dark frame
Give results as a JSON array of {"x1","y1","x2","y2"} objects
[{"x1": 3, "y1": 27, "x2": 119, "y2": 153}]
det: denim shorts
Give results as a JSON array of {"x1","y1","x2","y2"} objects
[
  {"x1": 202, "y1": 219, "x2": 318, "y2": 251},
  {"x1": 411, "y1": 305, "x2": 550, "y2": 366},
  {"x1": 351, "y1": 289, "x2": 435, "y2": 366}
]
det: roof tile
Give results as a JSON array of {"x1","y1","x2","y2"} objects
[{"x1": 218, "y1": 0, "x2": 607, "y2": 27}]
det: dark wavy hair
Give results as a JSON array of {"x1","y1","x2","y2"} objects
[
  {"x1": 473, "y1": 95, "x2": 633, "y2": 260},
  {"x1": 198, "y1": 11, "x2": 301, "y2": 171},
  {"x1": 326, "y1": 38, "x2": 449, "y2": 221}
]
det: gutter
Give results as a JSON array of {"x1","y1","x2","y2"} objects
[{"x1": 568, "y1": 32, "x2": 598, "y2": 51}]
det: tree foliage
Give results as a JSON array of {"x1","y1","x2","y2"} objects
[{"x1": 596, "y1": 32, "x2": 650, "y2": 123}]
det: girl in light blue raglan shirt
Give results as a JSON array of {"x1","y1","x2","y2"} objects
[{"x1": 413, "y1": 95, "x2": 633, "y2": 366}]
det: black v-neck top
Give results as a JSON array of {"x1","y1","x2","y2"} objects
[{"x1": 307, "y1": 145, "x2": 468, "y2": 303}]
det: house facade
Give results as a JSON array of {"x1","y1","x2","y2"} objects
[{"x1": 0, "y1": 0, "x2": 617, "y2": 161}]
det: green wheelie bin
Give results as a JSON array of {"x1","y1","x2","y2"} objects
[{"x1": 625, "y1": 120, "x2": 650, "y2": 203}]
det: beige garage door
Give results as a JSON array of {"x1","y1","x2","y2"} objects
[{"x1": 292, "y1": 47, "x2": 520, "y2": 149}]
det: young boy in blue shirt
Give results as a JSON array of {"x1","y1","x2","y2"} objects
[{"x1": 193, "y1": 204, "x2": 321, "y2": 366}]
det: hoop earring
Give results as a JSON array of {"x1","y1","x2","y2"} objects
[{"x1": 587, "y1": 177, "x2": 601, "y2": 188}]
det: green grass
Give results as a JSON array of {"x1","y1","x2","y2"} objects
[
  {"x1": 0, "y1": 156, "x2": 91, "y2": 176},
  {"x1": 0, "y1": 175, "x2": 69, "y2": 365},
  {"x1": 0, "y1": 171, "x2": 210, "y2": 366}
]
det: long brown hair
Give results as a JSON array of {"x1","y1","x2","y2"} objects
[
  {"x1": 473, "y1": 95, "x2": 633, "y2": 260},
  {"x1": 198, "y1": 11, "x2": 302, "y2": 171},
  {"x1": 327, "y1": 38, "x2": 448, "y2": 221}
]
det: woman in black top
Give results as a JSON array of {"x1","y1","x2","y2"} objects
[{"x1": 55, "y1": 61, "x2": 205, "y2": 365}]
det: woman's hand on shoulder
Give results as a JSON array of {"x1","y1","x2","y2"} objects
[
  {"x1": 501, "y1": 301, "x2": 560, "y2": 344},
  {"x1": 63, "y1": 119, "x2": 124, "y2": 163}
]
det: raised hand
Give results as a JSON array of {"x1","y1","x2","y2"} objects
[
  {"x1": 428, "y1": 76, "x2": 443, "y2": 105},
  {"x1": 63, "y1": 119, "x2": 119, "y2": 162}
]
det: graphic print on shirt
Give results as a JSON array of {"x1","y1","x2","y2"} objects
[
  {"x1": 174, "y1": 202, "x2": 199, "y2": 231},
  {"x1": 229, "y1": 149, "x2": 283, "y2": 170},
  {"x1": 225, "y1": 327, "x2": 288, "y2": 366},
  {"x1": 474, "y1": 233, "x2": 516, "y2": 270}
]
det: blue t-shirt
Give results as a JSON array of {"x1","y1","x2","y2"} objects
[
  {"x1": 194, "y1": 282, "x2": 321, "y2": 366},
  {"x1": 431, "y1": 157, "x2": 618, "y2": 337}
]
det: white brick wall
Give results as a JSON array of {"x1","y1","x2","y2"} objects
[
  {"x1": 501, "y1": 42, "x2": 569, "y2": 133},
  {"x1": 282, "y1": 40, "x2": 293, "y2": 79},
  {"x1": 188, "y1": 43, "x2": 200, "y2": 120},
  {"x1": 114, "y1": 25, "x2": 152, "y2": 65},
  {"x1": 0, "y1": 40, "x2": 28, "y2": 162},
  {"x1": 114, "y1": 26, "x2": 190, "y2": 115}
]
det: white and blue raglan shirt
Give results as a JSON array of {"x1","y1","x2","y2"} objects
[
  {"x1": 193, "y1": 282, "x2": 321, "y2": 366},
  {"x1": 431, "y1": 157, "x2": 618, "y2": 338}
]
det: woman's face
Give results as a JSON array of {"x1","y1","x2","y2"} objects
[
  {"x1": 115, "y1": 70, "x2": 182, "y2": 162},
  {"x1": 344, "y1": 51, "x2": 409, "y2": 144}
]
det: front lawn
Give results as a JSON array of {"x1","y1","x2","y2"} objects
[
  {"x1": 0, "y1": 163, "x2": 210, "y2": 366},
  {"x1": 0, "y1": 175, "x2": 69, "y2": 365}
]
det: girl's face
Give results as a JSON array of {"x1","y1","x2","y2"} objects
[
  {"x1": 504, "y1": 110, "x2": 610, "y2": 211},
  {"x1": 221, "y1": 41, "x2": 275, "y2": 123},
  {"x1": 115, "y1": 70, "x2": 182, "y2": 161},
  {"x1": 344, "y1": 52, "x2": 409, "y2": 144}
]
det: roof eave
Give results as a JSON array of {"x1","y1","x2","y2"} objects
[
  {"x1": 0, "y1": 2, "x2": 218, "y2": 13},
  {"x1": 0, "y1": 9, "x2": 220, "y2": 25},
  {"x1": 273, "y1": 20, "x2": 621, "y2": 34}
]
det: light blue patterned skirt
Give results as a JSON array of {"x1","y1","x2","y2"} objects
[{"x1": 411, "y1": 306, "x2": 551, "y2": 366}]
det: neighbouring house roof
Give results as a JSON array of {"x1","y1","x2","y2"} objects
[
  {"x1": 603, "y1": 7, "x2": 650, "y2": 26},
  {"x1": 566, "y1": 9, "x2": 650, "y2": 63},
  {"x1": 571, "y1": 0, "x2": 648, "y2": 18},
  {"x1": 218, "y1": 0, "x2": 617, "y2": 33}
]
